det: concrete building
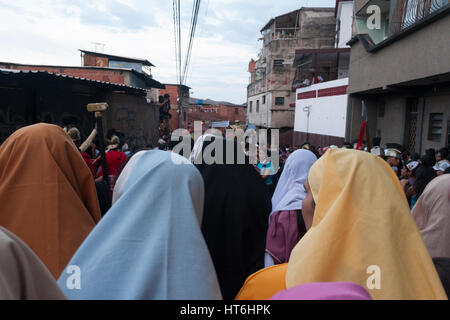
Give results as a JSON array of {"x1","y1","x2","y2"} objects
[
  {"x1": 79, "y1": 49, "x2": 165, "y2": 102},
  {"x1": 185, "y1": 98, "x2": 246, "y2": 133},
  {"x1": 347, "y1": 0, "x2": 450, "y2": 153},
  {"x1": 292, "y1": 1, "x2": 353, "y2": 147},
  {"x1": 246, "y1": 7, "x2": 337, "y2": 134}
]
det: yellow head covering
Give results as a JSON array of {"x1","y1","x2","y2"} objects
[{"x1": 286, "y1": 149, "x2": 447, "y2": 300}]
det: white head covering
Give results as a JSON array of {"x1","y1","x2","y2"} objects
[
  {"x1": 58, "y1": 150, "x2": 222, "y2": 300},
  {"x1": 271, "y1": 149, "x2": 318, "y2": 214},
  {"x1": 264, "y1": 149, "x2": 317, "y2": 267},
  {"x1": 112, "y1": 150, "x2": 147, "y2": 204},
  {"x1": 189, "y1": 133, "x2": 222, "y2": 163}
]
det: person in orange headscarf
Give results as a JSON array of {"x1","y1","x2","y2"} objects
[
  {"x1": 0, "y1": 123, "x2": 101, "y2": 278},
  {"x1": 237, "y1": 149, "x2": 447, "y2": 300}
]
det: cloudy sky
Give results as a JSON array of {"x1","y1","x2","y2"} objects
[{"x1": 0, "y1": 0, "x2": 336, "y2": 104}]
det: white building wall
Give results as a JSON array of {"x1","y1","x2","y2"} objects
[
  {"x1": 247, "y1": 92, "x2": 272, "y2": 128},
  {"x1": 295, "y1": 78, "x2": 349, "y2": 138},
  {"x1": 337, "y1": 1, "x2": 354, "y2": 48}
]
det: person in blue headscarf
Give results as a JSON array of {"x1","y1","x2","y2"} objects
[{"x1": 58, "y1": 150, "x2": 222, "y2": 300}]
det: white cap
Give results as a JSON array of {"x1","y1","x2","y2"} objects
[
  {"x1": 433, "y1": 160, "x2": 450, "y2": 172},
  {"x1": 371, "y1": 146, "x2": 383, "y2": 156},
  {"x1": 385, "y1": 148, "x2": 401, "y2": 159},
  {"x1": 406, "y1": 161, "x2": 419, "y2": 171}
]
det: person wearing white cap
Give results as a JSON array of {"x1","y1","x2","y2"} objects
[
  {"x1": 400, "y1": 160, "x2": 420, "y2": 205},
  {"x1": 370, "y1": 146, "x2": 384, "y2": 158},
  {"x1": 433, "y1": 160, "x2": 450, "y2": 176},
  {"x1": 385, "y1": 148, "x2": 402, "y2": 176}
]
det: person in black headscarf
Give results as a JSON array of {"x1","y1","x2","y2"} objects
[
  {"x1": 433, "y1": 258, "x2": 450, "y2": 297},
  {"x1": 193, "y1": 135, "x2": 272, "y2": 300}
]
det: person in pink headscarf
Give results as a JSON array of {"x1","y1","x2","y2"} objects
[{"x1": 269, "y1": 282, "x2": 372, "y2": 300}]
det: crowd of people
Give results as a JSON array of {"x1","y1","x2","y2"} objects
[{"x1": 0, "y1": 123, "x2": 449, "y2": 300}]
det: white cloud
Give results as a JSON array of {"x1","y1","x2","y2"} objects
[{"x1": 0, "y1": 0, "x2": 336, "y2": 104}]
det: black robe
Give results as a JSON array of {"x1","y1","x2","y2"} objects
[{"x1": 195, "y1": 138, "x2": 272, "y2": 300}]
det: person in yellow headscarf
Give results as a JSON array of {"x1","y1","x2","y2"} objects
[{"x1": 237, "y1": 149, "x2": 447, "y2": 300}]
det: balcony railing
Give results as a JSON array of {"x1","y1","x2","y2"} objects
[
  {"x1": 264, "y1": 27, "x2": 300, "y2": 46},
  {"x1": 390, "y1": 0, "x2": 449, "y2": 34}
]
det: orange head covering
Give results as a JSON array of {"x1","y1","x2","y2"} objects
[
  {"x1": 0, "y1": 123, "x2": 101, "y2": 278},
  {"x1": 235, "y1": 264, "x2": 287, "y2": 300},
  {"x1": 286, "y1": 149, "x2": 447, "y2": 300}
]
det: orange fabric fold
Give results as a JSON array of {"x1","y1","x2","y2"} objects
[
  {"x1": 235, "y1": 264, "x2": 287, "y2": 300},
  {"x1": 0, "y1": 123, "x2": 101, "y2": 278}
]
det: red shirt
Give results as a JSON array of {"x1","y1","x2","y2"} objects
[
  {"x1": 81, "y1": 152, "x2": 95, "y2": 177},
  {"x1": 97, "y1": 150, "x2": 128, "y2": 178}
]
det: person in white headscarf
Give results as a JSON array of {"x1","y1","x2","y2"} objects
[
  {"x1": 58, "y1": 150, "x2": 222, "y2": 300},
  {"x1": 265, "y1": 149, "x2": 317, "y2": 267},
  {"x1": 0, "y1": 227, "x2": 66, "y2": 300},
  {"x1": 189, "y1": 133, "x2": 223, "y2": 164}
]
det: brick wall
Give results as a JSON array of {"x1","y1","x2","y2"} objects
[{"x1": 0, "y1": 63, "x2": 128, "y2": 85}]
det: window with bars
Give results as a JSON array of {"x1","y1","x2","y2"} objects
[
  {"x1": 275, "y1": 97, "x2": 285, "y2": 106},
  {"x1": 428, "y1": 113, "x2": 444, "y2": 142},
  {"x1": 273, "y1": 60, "x2": 284, "y2": 68}
]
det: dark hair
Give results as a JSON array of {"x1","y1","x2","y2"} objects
[
  {"x1": 342, "y1": 142, "x2": 353, "y2": 149},
  {"x1": 106, "y1": 129, "x2": 117, "y2": 140},
  {"x1": 410, "y1": 153, "x2": 420, "y2": 161},
  {"x1": 421, "y1": 155, "x2": 435, "y2": 168},
  {"x1": 425, "y1": 148, "x2": 436, "y2": 160},
  {"x1": 372, "y1": 137, "x2": 381, "y2": 147},
  {"x1": 61, "y1": 115, "x2": 79, "y2": 126},
  {"x1": 438, "y1": 148, "x2": 449, "y2": 160},
  {"x1": 414, "y1": 166, "x2": 436, "y2": 198},
  {"x1": 433, "y1": 258, "x2": 450, "y2": 297},
  {"x1": 84, "y1": 145, "x2": 94, "y2": 158}
]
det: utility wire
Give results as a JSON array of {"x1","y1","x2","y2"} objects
[{"x1": 182, "y1": 0, "x2": 201, "y2": 85}]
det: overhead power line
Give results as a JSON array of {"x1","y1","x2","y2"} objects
[{"x1": 172, "y1": 0, "x2": 202, "y2": 87}]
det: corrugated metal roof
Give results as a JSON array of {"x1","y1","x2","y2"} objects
[
  {"x1": 0, "y1": 68, "x2": 148, "y2": 96},
  {"x1": 79, "y1": 49, "x2": 155, "y2": 67}
]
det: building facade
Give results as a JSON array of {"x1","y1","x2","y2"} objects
[
  {"x1": 246, "y1": 7, "x2": 337, "y2": 131},
  {"x1": 347, "y1": 0, "x2": 450, "y2": 153},
  {"x1": 292, "y1": 1, "x2": 353, "y2": 147}
]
